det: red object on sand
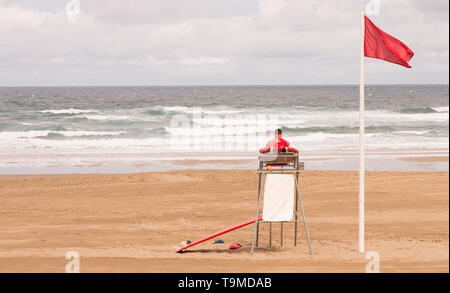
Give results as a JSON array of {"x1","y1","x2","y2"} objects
[
  {"x1": 364, "y1": 15, "x2": 414, "y2": 68},
  {"x1": 176, "y1": 216, "x2": 262, "y2": 253},
  {"x1": 229, "y1": 243, "x2": 241, "y2": 250}
]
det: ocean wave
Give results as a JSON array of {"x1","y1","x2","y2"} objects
[
  {"x1": 162, "y1": 106, "x2": 192, "y2": 113},
  {"x1": 147, "y1": 127, "x2": 169, "y2": 135},
  {"x1": 0, "y1": 130, "x2": 126, "y2": 139},
  {"x1": 283, "y1": 125, "x2": 365, "y2": 134},
  {"x1": 0, "y1": 123, "x2": 68, "y2": 132},
  {"x1": 2, "y1": 104, "x2": 447, "y2": 155},
  {"x1": 432, "y1": 106, "x2": 449, "y2": 113},
  {"x1": 1, "y1": 131, "x2": 447, "y2": 154},
  {"x1": 50, "y1": 106, "x2": 448, "y2": 127},
  {"x1": 288, "y1": 132, "x2": 449, "y2": 148},
  {"x1": 195, "y1": 117, "x2": 284, "y2": 127},
  {"x1": 76, "y1": 113, "x2": 162, "y2": 124},
  {"x1": 144, "y1": 105, "x2": 246, "y2": 116},
  {"x1": 143, "y1": 108, "x2": 166, "y2": 115},
  {"x1": 199, "y1": 108, "x2": 246, "y2": 115},
  {"x1": 282, "y1": 125, "x2": 448, "y2": 135},
  {"x1": 398, "y1": 107, "x2": 437, "y2": 114},
  {"x1": 165, "y1": 126, "x2": 273, "y2": 136},
  {"x1": 78, "y1": 114, "x2": 132, "y2": 121},
  {"x1": 41, "y1": 108, "x2": 98, "y2": 115}
]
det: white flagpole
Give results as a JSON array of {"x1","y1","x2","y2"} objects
[{"x1": 359, "y1": 11, "x2": 365, "y2": 253}]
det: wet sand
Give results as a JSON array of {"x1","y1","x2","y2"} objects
[{"x1": 399, "y1": 156, "x2": 449, "y2": 163}]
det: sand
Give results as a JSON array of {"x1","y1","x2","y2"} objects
[
  {"x1": 400, "y1": 156, "x2": 449, "y2": 163},
  {"x1": 0, "y1": 170, "x2": 448, "y2": 273}
]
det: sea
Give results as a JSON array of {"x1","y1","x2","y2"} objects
[{"x1": 0, "y1": 85, "x2": 448, "y2": 174}]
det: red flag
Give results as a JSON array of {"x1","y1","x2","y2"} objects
[{"x1": 364, "y1": 16, "x2": 414, "y2": 68}]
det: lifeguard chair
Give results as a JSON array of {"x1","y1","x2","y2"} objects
[{"x1": 251, "y1": 151, "x2": 312, "y2": 255}]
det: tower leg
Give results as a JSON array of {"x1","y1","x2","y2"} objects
[
  {"x1": 280, "y1": 222, "x2": 283, "y2": 246},
  {"x1": 251, "y1": 174, "x2": 265, "y2": 255},
  {"x1": 294, "y1": 175, "x2": 312, "y2": 255},
  {"x1": 269, "y1": 222, "x2": 272, "y2": 247},
  {"x1": 294, "y1": 173, "x2": 298, "y2": 246},
  {"x1": 256, "y1": 173, "x2": 261, "y2": 247}
]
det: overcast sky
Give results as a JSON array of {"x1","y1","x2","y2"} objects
[{"x1": 0, "y1": 0, "x2": 448, "y2": 86}]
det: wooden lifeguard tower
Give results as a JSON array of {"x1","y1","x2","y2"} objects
[{"x1": 251, "y1": 152, "x2": 312, "y2": 255}]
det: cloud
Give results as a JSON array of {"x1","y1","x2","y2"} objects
[{"x1": 0, "y1": 0, "x2": 448, "y2": 85}]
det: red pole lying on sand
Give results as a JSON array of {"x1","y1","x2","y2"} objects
[{"x1": 176, "y1": 216, "x2": 263, "y2": 253}]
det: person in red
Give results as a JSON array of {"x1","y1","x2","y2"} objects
[{"x1": 259, "y1": 128, "x2": 298, "y2": 153}]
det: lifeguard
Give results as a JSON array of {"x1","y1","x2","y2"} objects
[{"x1": 259, "y1": 128, "x2": 298, "y2": 153}]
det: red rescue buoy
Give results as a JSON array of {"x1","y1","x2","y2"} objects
[{"x1": 229, "y1": 243, "x2": 241, "y2": 250}]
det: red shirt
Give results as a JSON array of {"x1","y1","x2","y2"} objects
[{"x1": 259, "y1": 135, "x2": 291, "y2": 153}]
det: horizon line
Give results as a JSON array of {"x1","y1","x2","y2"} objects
[{"x1": 0, "y1": 83, "x2": 448, "y2": 88}]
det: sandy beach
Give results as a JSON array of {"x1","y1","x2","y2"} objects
[{"x1": 0, "y1": 169, "x2": 448, "y2": 273}]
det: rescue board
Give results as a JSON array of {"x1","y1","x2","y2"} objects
[{"x1": 176, "y1": 216, "x2": 262, "y2": 253}]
